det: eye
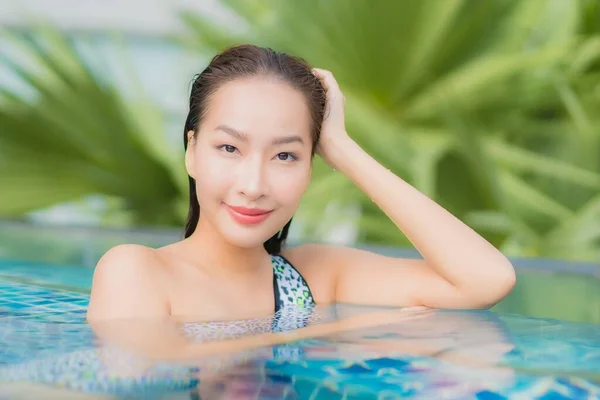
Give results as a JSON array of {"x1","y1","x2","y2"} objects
[
  {"x1": 217, "y1": 144, "x2": 238, "y2": 154},
  {"x1": 276, "y1": 152, "x2": 298, "y2": 162}
]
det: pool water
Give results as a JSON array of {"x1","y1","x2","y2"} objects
[{"x1": 0, "y1": 261, "x2": 599, "y2": 399}]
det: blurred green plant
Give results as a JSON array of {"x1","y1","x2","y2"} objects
[
  {"x1": 0, "y1": 27, "x2": 187, "y2": 226},
  {"x1": 1, "y1": 0, "x2": 599, "y2": 263},
  {"x1": 180, "y1": 0, "x2": 600, "y2": 262}
]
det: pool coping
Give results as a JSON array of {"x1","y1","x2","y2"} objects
[
  {"x1": 0, "y1": 251, "x2": 598, "y2": 278},
  {"x1": 0, "y1": 220, "x2": 598, "y2": 277}
]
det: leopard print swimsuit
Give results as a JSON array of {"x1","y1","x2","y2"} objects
[
  {"x1": 271, "y1": 254, "x2": 315, "y2": 311},
  {"x1": 180, "y1": 254, "x2": 317, "y2": 340}
]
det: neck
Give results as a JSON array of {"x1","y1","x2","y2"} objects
[{"x1": 183, "y1": 217, "x2": 270, "y2": 278}]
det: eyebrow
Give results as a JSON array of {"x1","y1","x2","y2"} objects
[{"x1": 214, "y1": 125, "x2": 305, "y2": 146}]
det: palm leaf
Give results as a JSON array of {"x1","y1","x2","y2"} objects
[
  {"x1": 404, "y1": 41, "x2": 573, "y2": 120},
  {"x1": 486, "y1": 138, "x2": 600, "y2": 189},
  {"x1": 175, "y1": 0, "x2": 599, "y2": 261},
  {"x1": 499, "y1": 171, "x2": 574, "y2": 221},
  {"x1": 0, "y1": 28, "x2": 183, "y2": 225},
  {"x1": 2, "y1": 1, "x2": 598, "y2": 263}
]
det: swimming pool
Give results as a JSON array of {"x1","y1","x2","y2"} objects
[
  {"x1": 2, "y1": 221, "x2": 599, "y2": 324},
  {"x1": 1, "y1": 258, "x2": 599, "y2": 399}
]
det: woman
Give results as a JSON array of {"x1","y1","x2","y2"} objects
[
  {"x1": 87, "y1": 44, "x2": 515, "y2": 323},
  {"x1": 0, "y1": 43, "x2": 523, "y2": 399}
]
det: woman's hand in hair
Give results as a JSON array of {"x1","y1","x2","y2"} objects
[
  {"x1": 298, "y1": 68, "x2": 515, "y2": 311},
  {"x1": 311, "y1": 68, "x2": 353, "y2": 169}
]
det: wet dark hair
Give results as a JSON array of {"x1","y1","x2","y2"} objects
[{"x1": 183, "y1": 44, "x2": 326, "y2": 254}]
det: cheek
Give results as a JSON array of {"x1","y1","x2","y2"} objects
[
  {"x1": 193, "y1": 152, "x2": 232, "y2": 205},
  {"x1": 272, "y1": 163, "x2": 311, "y2": 205}
]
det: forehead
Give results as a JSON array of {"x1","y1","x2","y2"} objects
[{"x1": 203, "y1": 77, "x2": 312, "y2": 140}]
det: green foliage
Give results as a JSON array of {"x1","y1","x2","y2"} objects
[
  {"x1": 180, "y1": 0, "x2": 600, "y2": 261},
  {"x1": 1, "y1": 1, "x2": 599, "y2": 262},
  {"x1": 0, "y1": 27, "x2": 187, "y2": 226}
]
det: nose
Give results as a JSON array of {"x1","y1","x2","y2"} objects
[{"x1": 236, "y1": 156, "x2": 268, "y2": 201}]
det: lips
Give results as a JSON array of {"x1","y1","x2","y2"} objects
[{"x1": 226, "y1": 204, "x2": 273, "y2": 225}]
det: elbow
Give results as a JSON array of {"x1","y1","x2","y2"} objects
[
  {"x1": 464, "y1": 259, "x2": 516, "y2": 310},
  {"x1": 481, "y1": 260, "x2": 517, "y2": 309},
  {"x1": 497, "y1": 258, "x2": 517, "y2": 296},
  {"x1": 503, "y1": 261, "x2": 517, "y2": 293}
]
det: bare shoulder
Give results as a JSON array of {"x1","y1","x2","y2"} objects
[
  {"x1": 87, "y1": 244, "x2": 170, "y2": 320},
  {"x1": 98, "y1": 243, "x2": 160, "y2": 262},
  {"x1": 92, "y1": 244, "x2": 166, "y2": 283}
]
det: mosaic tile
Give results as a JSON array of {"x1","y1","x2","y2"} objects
[{"x1": 0, "y1": 271, "x2": 600, "y2": 399}]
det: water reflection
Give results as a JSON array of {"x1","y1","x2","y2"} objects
[
  {"x1": 90, "y1": 306, "x2": 518, "y2": 398},
  {"x1": 1, "y1": 305, "x2": 599, "y2": 399},
  {"x1": 190, "y1": 361, "x2": 293, "y2": 400}
]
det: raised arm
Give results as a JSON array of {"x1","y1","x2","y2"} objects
[{"x1": 306, "y1": 68, "x2": 516, "y2": 309}]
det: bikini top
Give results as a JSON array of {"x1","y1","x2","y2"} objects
[
  {"x1": 180, "y1": 254, "x2": 317, "y2": 341},
  {"x1": 271, "y1": 254, "x2": 315, "y2": 311}
]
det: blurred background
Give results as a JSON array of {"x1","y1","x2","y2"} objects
[{"x1": 0, "y1": 0, "x2": 599, "y2": 322}]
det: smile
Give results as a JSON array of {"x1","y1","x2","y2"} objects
[{"x1": 225, "y1": 204, "x2": 273, "y2": 225}]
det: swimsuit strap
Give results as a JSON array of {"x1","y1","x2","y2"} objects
[{"x1": 270, "y1": 254, "x2": 315, "y2": 312}]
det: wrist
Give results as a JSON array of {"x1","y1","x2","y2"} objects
[{"x1": 323, "y1": 133, "x2": 357, "y2": 167}]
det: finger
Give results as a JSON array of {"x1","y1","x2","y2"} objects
[
  {"x1": 311, "y1": 68, "x2": 331, "y2": 91},
  {"x1": 312, "y1": 68, "x2": 339, "y2": 92}
]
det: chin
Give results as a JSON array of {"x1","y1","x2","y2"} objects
[{"x1": 221, "y1": 228, "x2": 277, "y2": 250}]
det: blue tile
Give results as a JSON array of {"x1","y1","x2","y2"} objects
[
  {"x1": 37, "y1": 294, "x2": 61, "y2": 299},
  {"x1": 52, "y1": 296, "x2": 79, "y2": 301},
  {"x1": 2, "y1": 302, "x2": 31, "y2": 309},
  {"x1": 1, "y1": 294, "x2": 23, "y2": 298},
  {"x1": 11, "y1": 294, "x2": 38, "y2": 299},
  {"x1": 476, "y1": 391, "x2": 506, "y2": 400},
  {"x1": 313, "y1": 385, "x2": 343, "y2": 400},
  {"x1": 43, "y1": 303, "x2": 70, "y2": 310},
  {"x1": 28, "y1": 300, "x2": 54, "y2": 305},
  {"x1": 26, "y1": 299, "x2": 54, "y2": 304},
  {"x1": 338, "y1": 363, "x2": 372, "y2": 374},
  {"x1": 554, "y1": 378, "x2": 588, "y2": 398},
  {"x1": 24, "y1": 291, "x2": 53, "y2": 296},
  {"x1": 538, "y1": 391, "x2": 571, "y2": 400},
  {"x1": 266, "y1": 373, "x2": 293, "y2": 384},
  {"x1": 365, "y1": 357, "x2": 409, "y2": 370},
  {"x1": 54, "y1": 303, "x2": 81, "y2": 309}
]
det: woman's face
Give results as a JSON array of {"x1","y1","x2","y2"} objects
[{"x1": 186, "y1": 76, "x2": 314, "y2": 249}]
